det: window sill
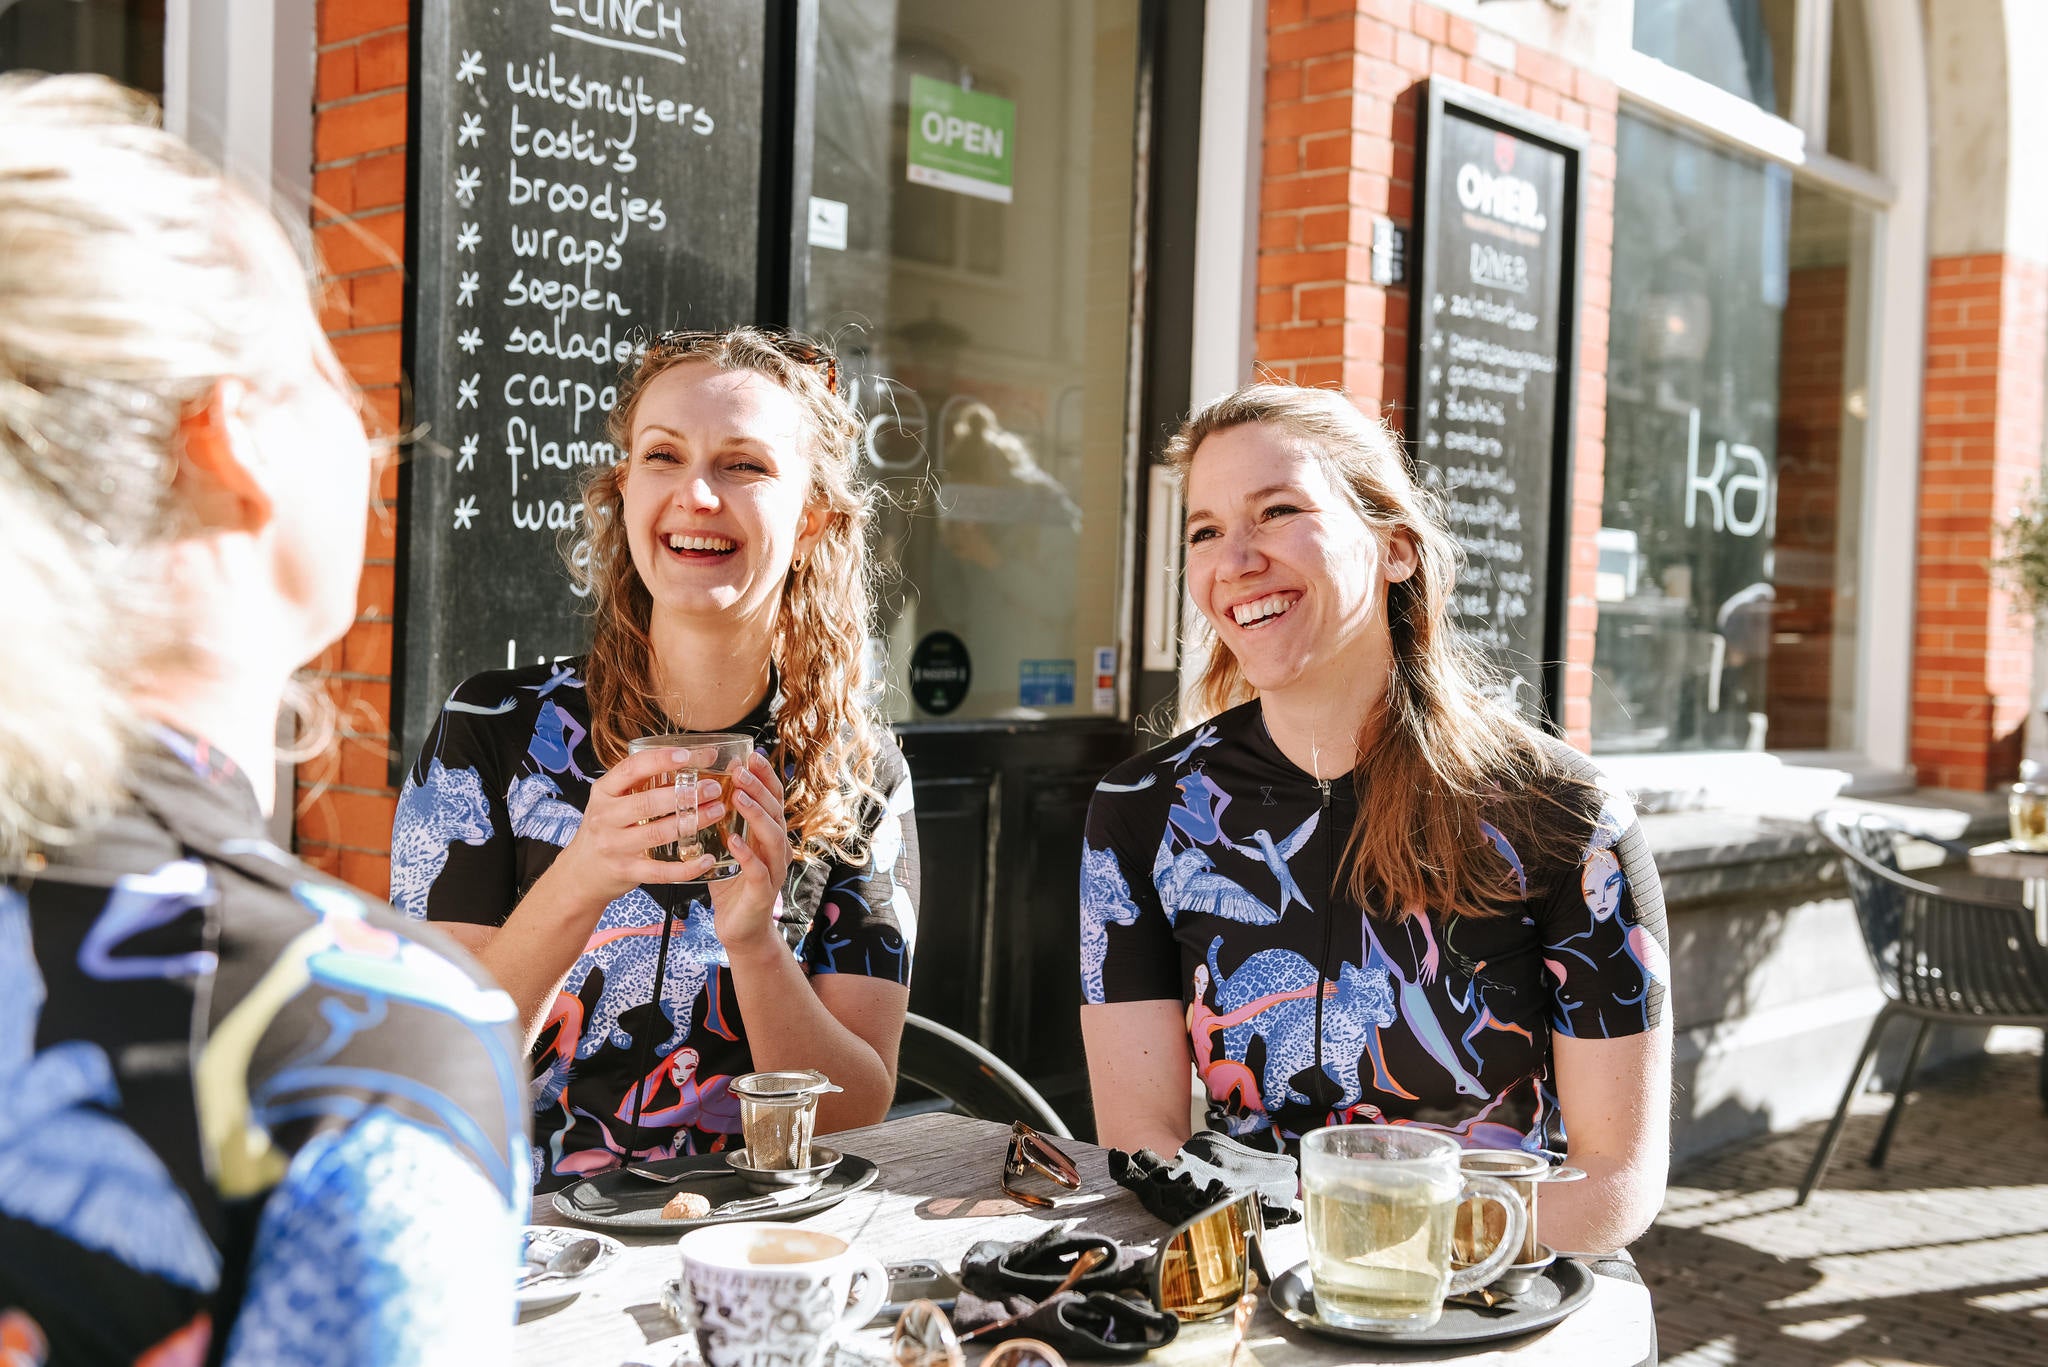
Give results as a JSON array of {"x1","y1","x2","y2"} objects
[{"x1": 1635, "y1": 785, "x2": 2009, "y2": 908}]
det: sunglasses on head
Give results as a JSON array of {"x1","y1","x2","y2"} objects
[
  {"x1": 648, "y1": 327, "x2": 840, "y2": 395},
  {"x1": 1001, "y1": 1120, "x2": 1081, "y2": 1209}
]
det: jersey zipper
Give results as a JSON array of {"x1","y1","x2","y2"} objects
[{"x1": 1310, "y1": 776, "x2": 1335, "y2": 1117}]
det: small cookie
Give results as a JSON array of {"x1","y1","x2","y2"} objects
[{"x1": 661, "y1": 1190, "x2": 711, "y2": 1220}]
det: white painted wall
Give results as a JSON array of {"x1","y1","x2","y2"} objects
[
  {"x1": 2002, "y1": 0, "x2": 2048, "y2": 265},
  {"x1": 1924, "y1": 0, "x2": 2011, "y2": 258}
]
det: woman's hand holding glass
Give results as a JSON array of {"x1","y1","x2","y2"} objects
[
  {"x1": 699, "y1": 750, "x2": 790, "y2": 954},
  {"x1": 553, "y1": 747, "x2": 721, "y2": 905}
]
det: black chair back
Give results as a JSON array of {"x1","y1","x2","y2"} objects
[
  {"x1": 1814, "y1": 810, "x2": 2048, "y2": 1022},
  {"x1": 1814, "y1": 810, "x2": 1907, "y2": 989}
]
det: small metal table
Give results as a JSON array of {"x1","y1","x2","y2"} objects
[
  {"x1": 1967, "y1": 841, "x2": 2048, "y2": 942},
  {"x1": 517, "y1": 1112, "x2": 1655, "y2": 1366}
]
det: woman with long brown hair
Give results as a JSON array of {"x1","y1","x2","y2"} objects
[
  {"x1": 1080, "y1": 384, "x2": 1670, "y2": 1254},
  {"x1": 393, "y1": 329, "x2": 916, "y2": 1190}
]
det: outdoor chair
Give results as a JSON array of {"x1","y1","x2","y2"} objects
[
  {"x1": 1800, "y1": 809, "x2": 2048, "y2": 1204},
  {"x1": 889, "y1": 1012, "x2": 1072, "y2": 1137}
]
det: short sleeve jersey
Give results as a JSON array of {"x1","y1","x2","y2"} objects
[
  {"x1": 0, "y1": 730, "x2": 528, "y2": 1366},
  {"x1": 1081, "y1": 700, "x2": 1667, "y2": 1158},
  {"x1": 392, "y1": 660, "x2": 918, "y2": 1191}
]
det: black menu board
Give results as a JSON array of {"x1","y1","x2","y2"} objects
[
  {"x1": 1408, "y1": 80, "x2": 1585, "y2": 721},
  {"x1": 399, "y1": 0, "x2": 770, "y2": 770}
]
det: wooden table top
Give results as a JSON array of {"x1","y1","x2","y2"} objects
[
  {"x1": 518, "y1": 1112, "x2": 1654, "y2": 1366},
  {"x1": 1969, "y1": 840, "x2": 2048, "y2": 880}
]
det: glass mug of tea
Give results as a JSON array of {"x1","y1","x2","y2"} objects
[
  {"x1": 1300, "y1": 1125, "x2": 1525, "y2": 1332},
  {"x1": 626, "y1": 732, "x2": 753, "y2": 879}
]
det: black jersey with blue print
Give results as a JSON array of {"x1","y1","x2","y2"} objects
[
  {"x1": 1081, "y1": 698, "x2": 1667, "y2": 1158},
  {"x1": 392, "y1": 660, "x2": 918, "y2": 1191}
]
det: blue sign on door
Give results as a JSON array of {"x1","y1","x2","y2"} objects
[{"x1": 1019, "y1": 659, "x2": 1076, "y2": 707}]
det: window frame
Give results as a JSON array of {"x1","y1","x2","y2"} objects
[{"x1": 1601, "y1": 0, "x2": 1926, "y2": 792}]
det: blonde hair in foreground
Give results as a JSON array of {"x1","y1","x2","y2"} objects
[
  {"x1": 1164, "y1": 383, "x2": 1597, "y2": 919},
  {"x1": 0, "y1": 74, "x2": 337, "y2": 858},
  {"x1": 577, "y1": 328, "x2": 885, "y2": 865}
]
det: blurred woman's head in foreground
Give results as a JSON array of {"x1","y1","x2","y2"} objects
[{"x1": 0, "y1": 73, "x2": 371, "y2": 857}]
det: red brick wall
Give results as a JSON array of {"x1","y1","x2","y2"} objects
[
  {"x1": 301, "y1": 0, "x2": 411, "y2": 896},
  {"x1": 1913, "y1": 252, "x2": 2048, "y2": 791},
  {"x1": 1258, "y1": 0, "x2": 1616, "y2": 749}
]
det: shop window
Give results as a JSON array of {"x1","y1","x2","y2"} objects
[
  {"x1": 1632, "y1": 0, "x2": 1795, "y2": 115},
  {"x1": 0, "y1": 0, "x2": 163, "y2": 93},
  {"x1": 1593, "y1": 114, "x2": 1874, "y2": 755}
]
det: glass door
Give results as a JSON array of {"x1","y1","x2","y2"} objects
[{"x1": 803, "y1": 0, "x2": 1142, "y2": 725}]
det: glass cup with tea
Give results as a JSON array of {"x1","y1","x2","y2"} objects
[
  {"x1": 1299, "y1": 1124, "x2": 1525, "y2": 1333},
  {"x1": 625, "y1": 732, "x2": 753, "y2": 879}
]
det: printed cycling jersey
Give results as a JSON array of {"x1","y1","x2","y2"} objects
[
  {"x1": 0, "y1": 729, "x2": 526, "y2": 1366},
  {"x1": 393, "y1": 660, "x2": 918, "y2": 1190},
  {"x1": 1081, "y1": 699, "x2": 1667, "y2": 1156}
]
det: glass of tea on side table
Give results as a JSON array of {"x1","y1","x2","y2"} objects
[{"x1": 1973, "y1": 767, "x2": 2048, "y2": 943}]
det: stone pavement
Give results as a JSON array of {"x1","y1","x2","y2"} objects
[{"x1": 1633, "y1": 1045, "x2": 2048, "y2": 1366}]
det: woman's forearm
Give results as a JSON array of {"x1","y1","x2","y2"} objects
[
  {"x1": 724, "y1": 936, "x2": 897, "y2": 1133},
  {"x1": 474, "y1": 860, "x2": 610, "y2": 1051},
  {"x1": 1530, "y1": 1153, "x2": 1663, "y2": 1256}
]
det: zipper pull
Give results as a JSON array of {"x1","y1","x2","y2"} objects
[{"x1": 1319, "y1": 777, "x2": 1331, "y2": 809}]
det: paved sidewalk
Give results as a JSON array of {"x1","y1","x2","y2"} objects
[{"x1": 1634, "y1": 1046, "x2": 2048, "y2": 1366}]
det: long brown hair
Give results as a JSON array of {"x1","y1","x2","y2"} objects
[
  {"x1": 1164, "y1": 384, "x2": 1597, "y2": 920},
  {"x1": 574, "y1": 328, "x2": 883, "y2": 865}
]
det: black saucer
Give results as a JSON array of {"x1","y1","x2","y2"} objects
[
  {"x1": 1269, "y1": 1256, "x2": 1594, "y2": 1346},
  {"x1": 550, "y1": 1150, "x2": 878, "y2": 1233}
]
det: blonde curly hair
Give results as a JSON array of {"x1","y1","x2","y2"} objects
[{"x1": 576, "y1": 328, "x2": 885, "y2": 866}]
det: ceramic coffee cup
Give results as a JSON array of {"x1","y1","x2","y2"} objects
[{"x1": 677, "y1": 1223, "x2": 886, "y2": 1367}]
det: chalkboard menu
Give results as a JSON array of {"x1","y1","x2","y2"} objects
[
  {"x1": 399, "y1": 0, "x2": 772, "y2": 770},
  {"x1": 1407, "y1": 80, "x2": 1585, "y2": 721}
]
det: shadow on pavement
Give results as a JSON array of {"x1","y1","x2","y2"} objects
[{"x1": 1635, "y1": 1048, "x2": 2048, "y2": 1367}]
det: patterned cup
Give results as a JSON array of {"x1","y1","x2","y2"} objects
[{"x1": 676, "y1": 1223, "x2": 886, "y2": 1367}]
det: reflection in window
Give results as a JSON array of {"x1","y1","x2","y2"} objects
[
  {"x1": 0, "y1": 0, "x2": 163, "y2": 93},
  {"x1": 1593, "y1": 114, "x2": 1870, "y2": 754},
  {"x1": 1631, "y1": 0, "x2": 1793, "y2": 114}
]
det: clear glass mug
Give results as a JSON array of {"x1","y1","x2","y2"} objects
[
  {"x1": 1300, "y1": 1125, "x2": 1525, "y2": 1332},
  {"x1": 625, "y1": 732, "x2": 753, "y2": 878}
]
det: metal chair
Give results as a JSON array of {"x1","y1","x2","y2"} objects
[
  {"x1": 889, "y1": 1013, "x2": 1072, "y2": 1137},
  {"x1": 1800, "y1": 810, "x2": 2048, "y2": 1203}
]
